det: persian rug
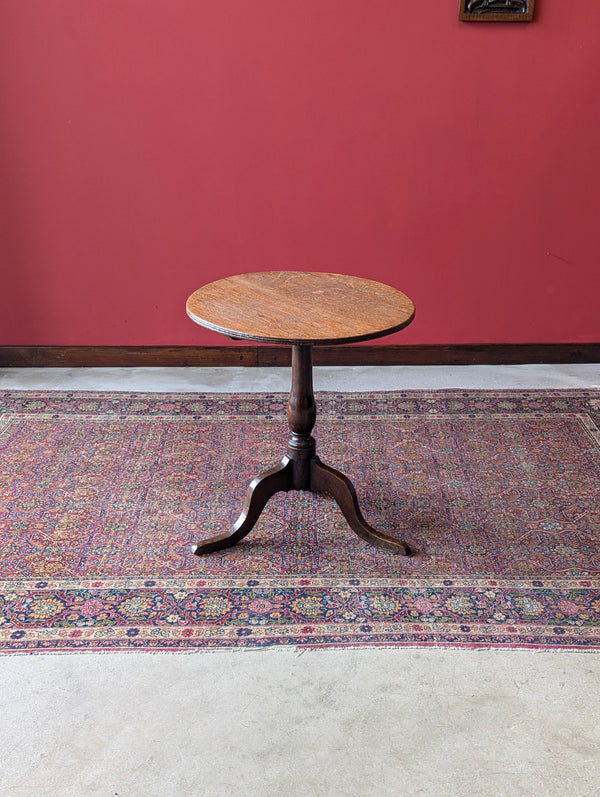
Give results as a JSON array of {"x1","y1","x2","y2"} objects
[{"x1": 1, "y1": 389, "x2": 600, "y2": 653}]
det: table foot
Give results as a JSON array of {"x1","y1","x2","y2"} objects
[
  {"x1": 310, "y1": 458, "x2": 410, "y2": 555},
  {"x1": 192, "y1": 457, "x2": 294, "y2": 555}
]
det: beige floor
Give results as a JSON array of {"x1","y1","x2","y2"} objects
[{"x1": 1, "y1": 365, "x2": 600, "y2": 797}]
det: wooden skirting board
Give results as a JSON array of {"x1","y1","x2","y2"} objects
[{"x1": 1, "y1": 344, "x2": 599, "y2": 368}]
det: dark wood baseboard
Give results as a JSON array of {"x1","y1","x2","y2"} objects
[{"x1": 1, "y1": 344, "x2": 599, "y2": 368}]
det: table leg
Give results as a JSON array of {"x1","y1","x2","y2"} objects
[
  {"x1": 192, "y1": 344, "x2": 409, "y2": 556},
  {"x1": 191, "y1": 457, "x2": 294, "y2": 555},
  {"x1": 310, "y1": 458, "x2": 409, "y2": 555}
]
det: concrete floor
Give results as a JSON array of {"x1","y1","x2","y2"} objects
[
  {"x1": 1, "y1": 365, "x2": 600, "y2": 797},
  {"x1": 2, "y1": 362, "x2": 600, "y2": 392}
]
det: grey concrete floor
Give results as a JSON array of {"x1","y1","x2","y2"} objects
[
  {"x1": 1, "y1": 365, "x2": 600, "y2": 797},
  {"x1": 1, "y1": 363, "x2": 600, "y2": 392}
]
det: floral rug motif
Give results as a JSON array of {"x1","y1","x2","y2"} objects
[{"x1": 1, "y1": 389, "x2": 600, "y2": 653}]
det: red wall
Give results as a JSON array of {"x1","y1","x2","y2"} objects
[{"x1": 1, "y1": 1, "x2": 599, "y2": 346}]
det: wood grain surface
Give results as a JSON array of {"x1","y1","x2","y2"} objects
[{"x1": 186, "y1": 271, "x2": 415, "y2": 345}]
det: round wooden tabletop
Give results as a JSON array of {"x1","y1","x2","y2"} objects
[{"x1": 186, "y1": 271, "x2": 415, "y2": 346}]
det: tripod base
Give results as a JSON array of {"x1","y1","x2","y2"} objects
[
  {"x1": 192, "y1": 453, "x2": 409, "y2": 556},
  {"x1": 192, "y1": 344, "x2": 409, "y2": 557}
]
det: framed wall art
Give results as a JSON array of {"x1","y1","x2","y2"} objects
[{"x1": 459, "y1": 0, "x2": 536, "y2": 22}]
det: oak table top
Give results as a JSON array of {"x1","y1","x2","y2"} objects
[
  {"x1": 186, "y1": 271, "x2": 415, "y2": 345},
  {"x1": 186, "y1": 271, "x2": 416, "y2": 558}
]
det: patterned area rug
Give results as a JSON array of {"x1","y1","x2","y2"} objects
[{"x1": 1, "y1": 389, "x2": 600, "y2": 653}]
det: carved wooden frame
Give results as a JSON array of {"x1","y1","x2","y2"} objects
[{"x1": 459, "y1": 0, "x2": 535, "y2": 22}]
